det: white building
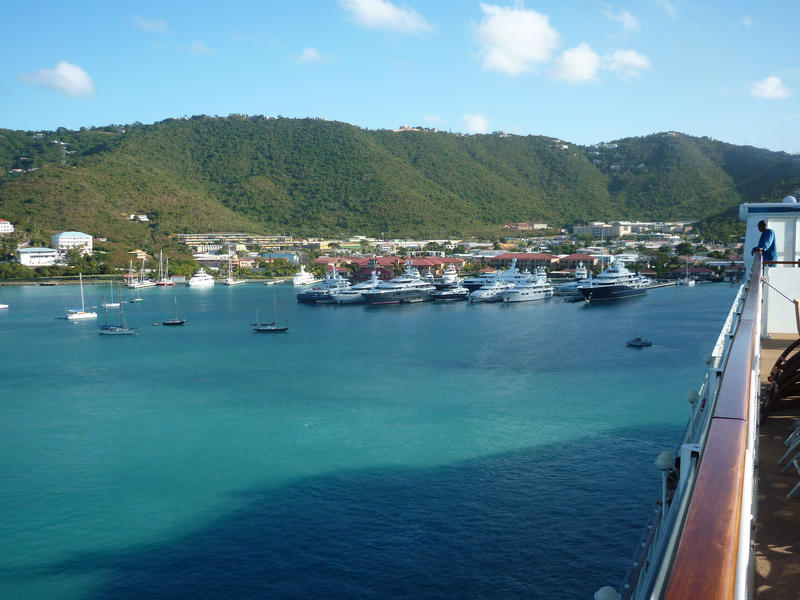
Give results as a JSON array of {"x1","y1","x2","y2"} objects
[
  {"x1": 17, "y1": 247, "x2": 60, "y2": 266},
  {"x1": 52, "y1": 231, "x2": 93, "y2": 254},
  {"x1": 0, "y1": 219, "x2": 14, "y2": 234}
]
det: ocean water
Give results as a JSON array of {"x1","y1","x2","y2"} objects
[{"x1": 0, "y1": 282, "x2": 737, "y2": 599}]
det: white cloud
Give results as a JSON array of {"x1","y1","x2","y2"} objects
[
  {"x1": 550, "y1": 43, "x2": 600, "y2": 83},
  {"x1": 656, "y1": 0, "x2": 676, "y2": 19},
  {"x1": 133, "y1": 15, "x2": 168, "y2": 34},
  {"x1": 341, "y1": 0, "x2": 434, "y2": 33},
  {"x1": 190, "y1": 40, "x2": 214, "y2": 55},
  {"x1": 602, "y1": 49, "x2": 651, "y2": 77},
  {"x1": 475, "y1": 3, "x2": 560, "y2": 75},
  {"x1": 751, "y1": 76, "x2": 790, "y2": 99},
  {"x1": 20, "y1": 62, "x2": 95, "y2": 98},
  {"x1": 740, "y1": 16, "x2": 753, "y2": 28},
  {"x1": 601, "y1": 7, "x2": 639, "y2": 32},
  {"x1": 297, "y1": 48, "x2": 330, "y2": 62},
  {"x1": 463, "y1": 113, "x2": 490, "y2": 134},
  {"x1": 550, "y1": 45, "x2": 650, "y2": 83}
]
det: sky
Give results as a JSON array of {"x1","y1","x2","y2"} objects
[{"x1": 1, "y1": 0, "x2": 798, "y2": 153}]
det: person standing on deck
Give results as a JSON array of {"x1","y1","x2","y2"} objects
[{"x1": 752, "y1": 220, "x2": 777, "y2": 266}]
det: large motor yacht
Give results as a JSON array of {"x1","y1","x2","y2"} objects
[
  {"x1": 502, "y1": 268, "x2": 554, "y2": 303},
  {"x1": 468, "y1": 275, "x2": 515, "y2": 303},
  {"x1": 360, "y1": 261, "x2": 436, "y2": 304},
  {"x1": 187, "y1": 267, "x2": 215, "y2": 288},
  {"x1": 462, "y1": 258, "x2": 534, "y2": 292},
  {"x1": 297, "y1": 266, "x2": 351, "y2": 303},
  {"x1": 578, "y1": 259, "x2": 650, "y2": 302},
  {"x1": 330, "y1": 270, "x2": 382, "y2": 304},
  {"x1": 553, "y1": 262, "x2": 589, "y2": 296},
  {"x1": 292, "y1": 265, "x2": 321, "y2": 286}
]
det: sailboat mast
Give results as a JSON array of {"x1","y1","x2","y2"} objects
[{"x1": 79, "y1": 273, "x2": 85, "y2": 310}]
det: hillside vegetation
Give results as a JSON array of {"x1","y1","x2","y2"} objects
[{"x1": 1, "y1": 116, "x2": 798, "y2": 247}]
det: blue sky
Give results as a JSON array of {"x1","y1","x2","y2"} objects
[{"x1": 1, "y1": 0, "x2": 798, "y2": 152}]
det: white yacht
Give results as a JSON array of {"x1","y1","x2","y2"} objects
[
  {"x1": 435, "y1": 265, "x2": 460, "y2": 289},
  {"x1": 297, "y1": 266, "x2": 352, "y2": 303},
  {"x1": 187, "y1": 267, "x2": 215, "y2": 288},
  {"x1": 330, "y1": 270, "x2": 382, "y2": 304},
  {"x1": 432, "y1": 284, "x2": 469, "y2": 301},
  {"x1": 462, "y1": 258, "x2": 534, "y2": 292},
  {"x1": 503, "y1": 268, "x2": 554, "y2": 303},
  {"x1": 292, "y1": 265, "x2": 321, "y2": 286},
  {"x1": 361, "y1": 261, "x2": 436, "y2": 304},
  {"x1": 578, "y1": 258, "x2": 651, "y2": 302},
  {"x1": 468, "y1": 275, "x2": 515, "y2": 303},
  {"x1": 553, "y1": 262, "x2": 590, "y2": 296}
]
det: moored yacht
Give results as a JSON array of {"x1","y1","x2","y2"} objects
[
  {"x1": 126, "y1": 258, "x2": 156, "y2": 289},
  {"x1": 297, "y1": 265, "x2": 351, "y2": 303},
  {"x1": 578, "y1": 259, "x2": 650, "y2": 303},
  {"x1": 432, "y1": 284, "x2": 469, "y2": 301},
  {"x1": 468, "y1": 275, "x2": 514, "y2": 303},
  {"x1": 435, "y1": 264, "x2": 460, "y2": 289},
  {"x1": 330, "y1": 270, "x2": 382, "y2": 304},
  {"x1": 187, "y1": 267, "x2": 215, "y2": 288},
  {"x1": 462, "y1": 258, "x2": 533, "y2": 292},
  {"x1": 361, "y1": 261, "x2": 436, "y2": 304},
  {"x1": 292, "y1": 265, "x2": 321, "y2": 286},
  {"x1": 553, "y1": 262, "x2": 590, "y2": 296},
  {"x1": 502, "y1": 268, "x2": 554, "y2": 303}
]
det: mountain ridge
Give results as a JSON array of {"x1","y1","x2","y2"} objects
[{"x1": 1, "y1": 116, "x2": 798, "y2": 247}]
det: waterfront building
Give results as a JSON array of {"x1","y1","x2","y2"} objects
[
  {"x1": 17, "y1": 247, "x2": 60, "y2": 266},
  {"x1": 52, "y1": 231, "x2": 92, "y2": 254}
]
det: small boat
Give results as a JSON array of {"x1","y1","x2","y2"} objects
[
  {"x1": 156, "y1": 251, "x2": 175, "y2": 286},
  {"x1": 99, "y1": 284, "x2": 137, "y2": 335},
  {"x1": 253, "y1": 288, "x2": 289, "y2": 333},
  {"x1": 626, "y1": 336, "x2": 652, "y2": 347},
  {"x1": 65, "y1": 273, "x2": 97, "y2": 320},
  {"x1": 162, "y1": 297, "x2": 186, "y2": 326}
]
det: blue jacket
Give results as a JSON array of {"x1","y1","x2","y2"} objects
[{"x1": 755, "y1": 228, "x2": 777, "y2": 262}]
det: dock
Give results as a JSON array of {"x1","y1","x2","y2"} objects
[{"x1": 756, "y1": 334, "x2": 800, "y2": 599}]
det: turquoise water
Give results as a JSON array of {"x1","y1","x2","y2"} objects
[{"x1": 0, "y1": 282, "x2": 737, "y2": 599}]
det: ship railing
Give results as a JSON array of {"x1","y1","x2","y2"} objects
[{"x1": 619, "y1": 254, "x2": 760, "y2": 600}]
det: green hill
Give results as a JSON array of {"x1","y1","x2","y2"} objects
[{"x1": 1, "y1": 117, "x2": 798, "y2": 248}]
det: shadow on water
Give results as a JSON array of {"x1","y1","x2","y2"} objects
[{"x1": 33, "y1": 425, "x2": 678, "y2": 600}]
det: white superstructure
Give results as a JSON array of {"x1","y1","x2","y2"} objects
[
  {"x1": 187, "y1": 267, "x2": 215, "y2": 288},
  {"x1": 292, "y1": 265, "x2": 321, "y2": 286}
]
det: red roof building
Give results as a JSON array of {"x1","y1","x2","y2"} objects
[{"x1": 488, "y1": 252, "x2": 559, "y2": 270}]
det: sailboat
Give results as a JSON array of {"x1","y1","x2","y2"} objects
[
  {"x1": 99, "y1": 285, "x2": 137, "y2": 335},
  {"x1": 65, "y1": 273, "x2": 97, "y2": 320},
  {"x1": 103, "y1": 281, "x2": 120, "y2": 308},
  {"x1": 156, "y1": 251, "x2": 175, "y2": 286},
  {"x1": 162, "y1": 297, "x2": 186, "y2": 326},
  {"x1": 677, "y1": 257, "x2": 696, "y2": 286},
  {"x1": 253, "y1": 288, "x2": 288, "y2": 333},
  {"x1": 223, "y1": 254, "x2": 245, "y2": 286},
  {"x1": 129, "y1": 285, "x2": 143, "y2": 303}
]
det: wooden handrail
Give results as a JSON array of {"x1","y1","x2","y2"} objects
[{"x1": 662, "y1": 254, "x2": 762, "y2": 599}]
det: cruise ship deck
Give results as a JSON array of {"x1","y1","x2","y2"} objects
[{"x1": 756, "y1": 335, "x2": 800, "y2": 600}]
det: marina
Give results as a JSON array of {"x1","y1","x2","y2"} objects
[{"x1": 0, "y1": 281, "x2": 736, "y2": 599}]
